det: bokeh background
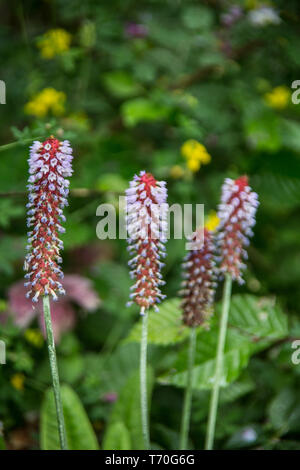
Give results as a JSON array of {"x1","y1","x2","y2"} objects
[{"x1": 1, "y1": 0, "x2": 300, "y2": 450}]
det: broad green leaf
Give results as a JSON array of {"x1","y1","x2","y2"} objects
[
  {"x1": 159, "y1": 329, "x2": 253, "y2": 389},
  {"x1": 220, "y1": 376, "x2": 255, "y2": 404},
  {"x1": 103, "y1": 368, "x2": 154, "y2": 450},
  {"x1": 227, "y1": 295, "x2": 288, "y2": 339},
  {"x1": 125, "y1": 299, "x2": 189, "y2": 345},
  {"x1": 41, "y1": 384, "x2": 99, "y2": 450},
  {"x1": 160, "y1": 295, "x2": 287, "y2": 390},
  {"x1": 102, "y1": 421, "x2": 131, "y2": 450}
]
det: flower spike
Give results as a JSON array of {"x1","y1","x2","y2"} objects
[
  {"x1": 126, "y1": 171, "x2": 168, "y2": 314},
  {"x1": 181, "y1": 227, "x2": 217, "y2": 327},
  {"x1": 24, "y1": 137, "x2": 73, "y2": 302},
  {"x1": 217, "y1": 176, "x2": 259, "y2": 284}
]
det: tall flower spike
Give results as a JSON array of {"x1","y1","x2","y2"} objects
[
  {"x1": 181, "y1": 227, "x2": 217, "y2": 327},
  {"x1": 217, "y1": 176, "x2": 259, "y2": 284},
  {"x1": 24, "y1": 137, "x2": 73, "y2": 302},
  {"x1": 126, "y1": 171, "x2": 168, "y2": 315}
]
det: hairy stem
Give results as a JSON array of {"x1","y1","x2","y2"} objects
[
  {"x1": 140, "y1": 311, "x2": 150, "y2": 450},
  {"x1": 205, "y1": 273, "x2": 232, "y2": 450},
  {"x1": 43, "y1": 296, "x2": 67, "y2": 450},
  {"x1": 180, "y1": 327, "x2": 197, "y2": 449}
]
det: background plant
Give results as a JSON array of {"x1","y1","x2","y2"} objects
[{"x1": 0, "y1": 0, "x2": 300, "y2": 450}]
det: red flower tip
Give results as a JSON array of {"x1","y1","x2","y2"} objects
[
  {"x1": 125, "y1": 171, "x2": 168, "y2": 314},
  {"x1": 217, "y1": 176, "x2": 259, "y2": 284}
]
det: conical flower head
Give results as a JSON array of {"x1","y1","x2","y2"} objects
[
  {"x1": 181, "y1": 227, "x2": 217, "y2": 327},
  {"x1": 217, "y1": 176, "x2": 259, "y2": 284},
  {"x1": 126, "y1": 171, "x2": 168, "y2": 314},
  {"x1": 24, "y1": 137, "x2": 73, "y2": 302}
]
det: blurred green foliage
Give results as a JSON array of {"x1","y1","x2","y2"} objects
[{"x1": 0, "y1": 0, "x2": 300, "y2": 450}]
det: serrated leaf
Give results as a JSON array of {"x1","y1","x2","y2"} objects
[
  {"x1": 227, "y1": 295, "x2": 288, "y2": 339},
  {"x1": 159, "y1": 329, "x2": 253, "y2": 390},
  {"x1": 41, "y1": 384, "x2": 99, "y2": 450},
  {"x1": 125, "y1": 299, "x2": 189, "y2": 345},
  {"x1": 160, "y1": 295, "x2": 288, "y2": 390}
]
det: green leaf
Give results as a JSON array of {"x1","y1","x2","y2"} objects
[
  {"x1": 160, "y1": 329, "x2": 252, "y2": 390},
  {"x1": 41, "y1": 384, "x2": 99, "y2": 450},
  {"x1": 227, "y1": 295, "x2": 288, "y2": 339},
  {"x1": 253, "y1": 173, "x2": 300, "y2": 211},
  {"x1": 121, "y1": 98, "x2": 170, "y2": 127},
  {"x1": 125, "y1": 299, "x2": 189, "y2": 345},
  {"x1": 102, "y1": 421, "x2": 131, "y2": 450},
  {"x1": 220, "y1": 376, "x2": 255, "y2": 404},
  {"x1": 268, "y1": 388, "x2": 300, "y2": 434},
  {"x1": 103, "y1": 71, "x2": 143, "y2": 98},
  {"x1": 245, "y1": 113, "x2": 281, "y2": 152},
  {"x1": 103, "y1": 369, "x2": 154, "y2": 450},
  {"x1": 160, "y1": 295, "x2": 287, "y2": 390}
]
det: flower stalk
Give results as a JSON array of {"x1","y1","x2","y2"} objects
[
  {"x1": 24, "y1": 136, "x2": 73, "y2": 450},
  {"x1": 205, "y1": 175, "x2": 259, "y2": 450},
  {"x1": 179, "y1": 326, "x2": 197, "y2": 450},
  {"x1": 205, "y1": 273, "x2": 232, "y2": 450},
  {"x1": 125, "y1": 171, "x2": 168, "y2": 450},
  {"x1": 140, "y1": 312, "x2": 150, "y2": 450},
  {"x1": 180, "y1": 226, "x2": 217, "y2": 448},
  {"x1": 43, "y1": 295, "x2": 67, "y2": 449}
]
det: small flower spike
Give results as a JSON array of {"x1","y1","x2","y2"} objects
[
  {"x1": 125, "y1": 171, "x2": 168, "y2": 315},
  {"x1": 24, "y1": 137, "x2": 73, "y2": 302},
  {"x1": 217, "y1": 176, "x2": 259, "y2": 284},
  {"x1": 181, "y1": 227, "x2": 217, "y2": 327}
]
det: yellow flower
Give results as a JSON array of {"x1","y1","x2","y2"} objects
[
  {"x1": 37, "y1": 29, "x2": 72, "y2": 59},
  {"x1": 25, "y1": 88, "x2": 66, "y2": 117},
  {"x1": 24, "y1": 328, "x2": 44, "y2": 348},
  {"x1": 186, "y1": 158, "x2": 201, "y2": 172},
  {"x1": 170, "y1": 165, "x2": 185, "y2": 179},
  {"x1": 181, "y1": 139, "x2": 211, "y2": 173},
  {"x1": 264, "y1": 86, "x2": 290, "y2": 109},
  {"x1": 205, "y1": 211, "x2": 220, "y2": 232},
  {"x1": 11, "y1": 373, "x2": 25, "y2": 391}
]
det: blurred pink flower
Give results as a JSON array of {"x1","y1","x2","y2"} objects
[
  {"x1": 102, "y1": 392, "x2": 118, "y2": 403},
  {"x1": 7, "y1": 275, "x2": 101, "y2": 342},
  {"x1": 62, "y1": 275, "x2": 100, "y2": 311},
  {"x1": 125, "y1": 22, "x2": 148, "y2": 38}
]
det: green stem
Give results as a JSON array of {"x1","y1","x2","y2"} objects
[
  {"x1": 43, "y1": 296, "x2": 67, "y2": 450},
  {"x1": 0, "y1": 136, "x2": 45, "y2": 153},
  {"x1": 205, "y1": 273, "x2": 232, "y2": 450},
  {"x1": 180, "y1": 327, "x2": 197, "y2": 450},
  {"x1": 140, "y1": 311, "x2": 150, "y2": 450}
]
